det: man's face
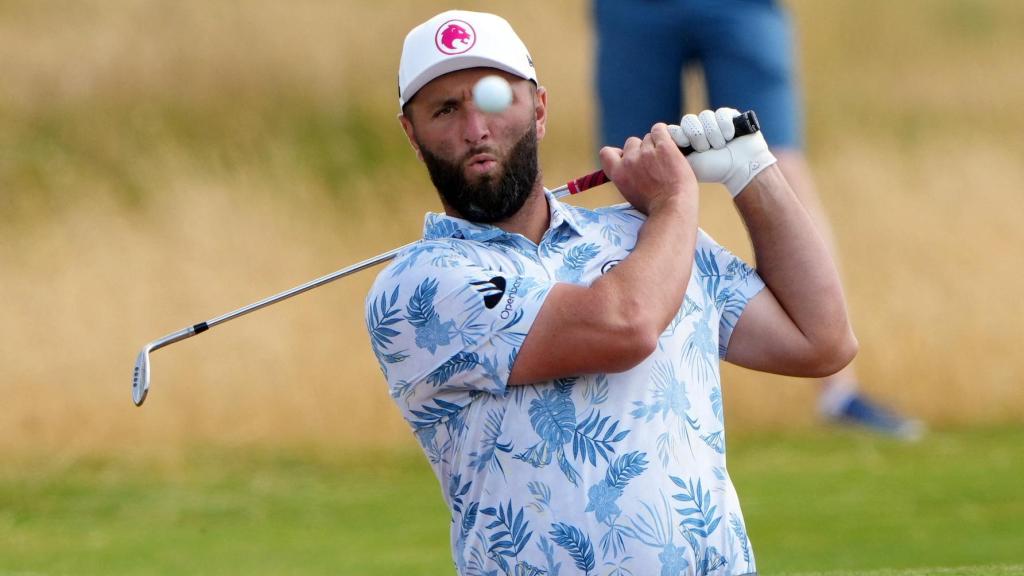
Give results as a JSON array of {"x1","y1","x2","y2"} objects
[{"x1": 400, "y1": 68, "x2": 547, "y2": 223}]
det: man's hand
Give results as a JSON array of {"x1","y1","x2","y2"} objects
[
  {"x1": 599, "y1": 123, "x2": 698, "y2": 215},
  {"x1": 669, "y1": 108, "x2": 777, "y2": 197}
]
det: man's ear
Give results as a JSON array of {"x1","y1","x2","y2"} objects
[
  {"x1": 534, "y1": 85, "x2": 548, "y2": 141},
  {"x1": 398, "y1": 113, "x2": 423, "y2": 161}
]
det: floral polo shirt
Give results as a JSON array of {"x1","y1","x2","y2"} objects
[{"x1": 365, "y1": 190, "x2": 765, "y2": 576}]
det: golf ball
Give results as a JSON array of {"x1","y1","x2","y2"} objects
[{"x1": 473, "y1": 75, "x2": 513, "y2": 113}]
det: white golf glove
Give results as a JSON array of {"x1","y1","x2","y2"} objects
[{"x1": 668, "y1": 107, "x2": 777, "y2": 197}]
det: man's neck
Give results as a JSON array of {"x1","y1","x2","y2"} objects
[
  {"x1": 491, "y1": 186, "x2": 550, "y2": 244},
  {"x1": 444, "y1": 184, "x2": 551, "y2": 245}
]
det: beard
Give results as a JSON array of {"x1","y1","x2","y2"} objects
[{"x1": 418, "y1": 124, "x2": 539, "y2": 224}]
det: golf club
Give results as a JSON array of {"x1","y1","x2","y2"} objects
[{"x1": 132, "y1": 111, "x2": 760, "y2": 406}]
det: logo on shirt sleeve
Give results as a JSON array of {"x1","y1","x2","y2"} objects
[
  {"x1": 600, "y1": 259, "x2": 622, "y2": 275},
  {"x1": 470, "y1": 276, "x2": 507, "y2": 309}
]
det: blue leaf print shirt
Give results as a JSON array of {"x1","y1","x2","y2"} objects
[{"x1": 365, "y1": 191, "x2": 765, "y2": 576}]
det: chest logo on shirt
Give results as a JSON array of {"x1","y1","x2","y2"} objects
[
  {"x1": 600, "y1": 259, "x2": 622, "y2": 275},
  {"x1": 470, "y1": 276, "x2": 506, "y2": 309}
]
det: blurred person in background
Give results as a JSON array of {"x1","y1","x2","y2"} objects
[
  {"x1": 593, "y1": 0, "x2": 923, "y2": 439},
  {"x1": 368, "y1": 9, "x2": 857, "y2": 574}
]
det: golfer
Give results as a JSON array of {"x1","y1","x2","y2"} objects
[{"x1": 365, "y1": 10, "x2": 856, "y2": 575}]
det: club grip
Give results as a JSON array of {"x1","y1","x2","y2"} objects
[
  {"x1": 566, "y1": 170, "x2": 610, "y2": 195},
  {"x1": 565, "y1": 110, "x2": 761, "y2": 196},
  {"x1": 678, "y1": 109, "x2": 760, "y2": 155}
]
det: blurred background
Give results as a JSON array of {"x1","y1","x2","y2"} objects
[{"x1": 2, "y1": 0, "x2": 1022, "y2": 574}]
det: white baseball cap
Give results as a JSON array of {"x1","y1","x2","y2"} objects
[{"x1": 398, "y1": 10, "x2": 537, "y2": 109}]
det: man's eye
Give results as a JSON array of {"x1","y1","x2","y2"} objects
[{"x1": 433, "y1": 104, "x2": 456, "y2": 118}]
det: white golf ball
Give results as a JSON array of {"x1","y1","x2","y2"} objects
[{"x1": 473, "y1": 75, "x2": 513, "y2": 113}]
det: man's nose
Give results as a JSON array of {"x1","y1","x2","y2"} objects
[{"x1": 462, "y1": 105, "x2": 491, "y2": 144}]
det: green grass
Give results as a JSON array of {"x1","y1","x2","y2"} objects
[
  {"x1": 786, "y1": 569, "x2": 1024, "y2": 576},
  {"x1": 733, "y1": 426, "x2": 1024, "y2": 573},
  {"x1": 2, "y1": 426, "x2": 1022, "y2": 575}
]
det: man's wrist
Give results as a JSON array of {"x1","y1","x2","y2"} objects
[
  {"x1": 733, "y1": 163, "x2": 787, "y2": 200},
  {"x1": 647, "y1": 190, "x2": 694, "y2": 216}
]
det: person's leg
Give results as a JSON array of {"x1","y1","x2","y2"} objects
[
  {"x1": 697, "y1": 0, "x2": 801, "y2": 148},
  {"x1": 699, "y1": 0, "x2": 923, "y2": 438},
  {"x1": 593, "y1": 0, "x2": 693, "y2": 148}
]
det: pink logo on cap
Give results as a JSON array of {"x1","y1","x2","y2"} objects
[{"x1": 435, "y1": 19, "x2": 476, "y2": 55}]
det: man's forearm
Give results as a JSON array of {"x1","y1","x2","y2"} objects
[
  {"x1": 733, "y1": 166, "x2": 852, "y2": 346},
  {"x1": 593, "y1": 194, "x2": 698, "y2": 343}
]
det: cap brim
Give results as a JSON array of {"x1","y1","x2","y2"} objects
[{"x1": 400, "y1": 56, "x2": 535, "y2": 108}]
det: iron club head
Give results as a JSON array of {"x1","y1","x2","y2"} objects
[
  {"x1": 131, "y1": 325, "x2": 206, "y2": 407},
  {"x1": 132, "y1": 345, "x2": 152, "y2": 406}
]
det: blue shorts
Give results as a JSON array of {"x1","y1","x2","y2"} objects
[{"x1": 594, "y1": 0, "x2": 802, "y2": 150}]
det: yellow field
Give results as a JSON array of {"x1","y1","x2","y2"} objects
[{"x1": 1, "y1": 0, "x2": 1022, "y2": 458}]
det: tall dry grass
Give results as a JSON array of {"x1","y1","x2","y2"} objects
[{"x1": 1, "y1": 0, "x2": 1022, "y2": 459}]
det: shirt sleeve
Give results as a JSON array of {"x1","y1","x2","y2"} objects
[
  {"x1": 364, "y1": 240, "x2": 553, "y2": 416},
  {"x1": 692, "y1": 230, "x2": 766, "y2": 359}
]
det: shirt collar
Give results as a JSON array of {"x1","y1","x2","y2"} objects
[
  {"x1": 545, "y1": 188, "x2": 586, "y2": 236},
  {"x1": 421, "y1": 189, "x2": 585, "y2": 242}
]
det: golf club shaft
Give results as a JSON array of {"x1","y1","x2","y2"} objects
[
  {"x1": 134, "y1": 111, "x2": 760, "y2": 404},
  {"x1": 203, "y1": 181, "x2": 576, "y2": 331},
  {"x1": 140, "y1": 183, "x2": 573, "y2": 356}
]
